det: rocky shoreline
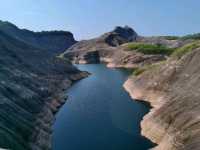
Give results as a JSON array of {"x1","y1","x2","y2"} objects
[
  {"x1": 123, "y1": 78, "x2": 163, "y2": 149},
  {"x1": 29, "y1": 71, "x2": 89, "y2": 150},
  {"x1": 123, "y1": 48, "x2": 200, "y2": 150}
]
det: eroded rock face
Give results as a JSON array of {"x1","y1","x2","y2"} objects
[
  {"x1": 124, "y1": 48, "x2": 200, "y2": 150},
  {"x1": 0, "y1": 25, "x2": 88, "y2": 150},
  {"x1": 102, "y1": 26, "x2": 138, "y2": 46},
  {"x1": 64, "y1": 44, "x2": 166, "y2": 69}
]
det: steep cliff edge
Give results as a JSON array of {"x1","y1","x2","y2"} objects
[
  {"x1": 0, "y1": 23, "x2": 88, "y2": 150},
  {"x1": 124, "y1": 45, "x2": 200, "y2": 150}
]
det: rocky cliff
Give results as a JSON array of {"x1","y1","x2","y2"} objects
[
  {"x1": 0, "y1": 23, "x2": 88, "y2": 150},
  {"x1": 124, "y1": 44, "x2": 200, "y2": 150}
]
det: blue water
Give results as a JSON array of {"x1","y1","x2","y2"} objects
[{"x1": 53, "y1": 64, "x2": 155, "y2": 150}]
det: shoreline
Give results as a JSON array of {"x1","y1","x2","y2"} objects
[
  {"x1": 68, "y1": 62, "x2": 160, "y2": 150},
  {"x1": 123, "y1": 76, "x2": 173, "y2": 150},
  {"x1": 29, "y1": 71, "x2": 89, "y2": 150},
  {"x1": 123, "y1": 78, "x2": 158, "y2": 149},
  {"x1": 123, "y1": 77, "x2": 159, "y2": 149}
]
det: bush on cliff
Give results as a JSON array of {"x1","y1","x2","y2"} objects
[
  {"x1": 133, "y1": 61, "x2": 166, "y2": 76},
  {"x1": 158, "y1": 36, "x2": 180, "y2": 40},
  {"x1": 172, "y1": 41, "x2": 200, "y2": 58},
  {"x1": 126, "y1": 42, "x2": 174, "y2": 55},
  {"x1": 133, "y1": 67, "x2": 146, "y2": 76}
]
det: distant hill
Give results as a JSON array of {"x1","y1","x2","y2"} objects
[
  {"x1": 66, "y1": 26, "x2": 138, "y2": 52},
  {"x1": 0, "y1": 20, "x2": 77, "y2": 55}
]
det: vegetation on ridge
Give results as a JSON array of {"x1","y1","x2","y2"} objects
[
  {"x1": 133, "y1": 61, "x2": 166, "y2": 76},
  {"x1": 158, "y1": 36, "x2": 180, "y2": 40},
  {"x1": 132, "y1": 41, "x2": 200, "y2": 76},
  {"x1": 125, "y1": 42, "x2": 174, "y2": 55},
  {"x1": 172, "y1": 41, "x2": 200, "y2": 58}
]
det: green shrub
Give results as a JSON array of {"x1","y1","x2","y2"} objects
[
  {"x1": 133, "y1": 68, "x2": 146, "y2": 76},
  {"x1": 159, "y1": 36, "x2": 180, "y2": 40},
  {"x1": 133, "y1": 61, "x2": 166, "y2": 76},
  {"x1": 126, "y1": 43, "x2": 174, "y2": 55},
  {"x1": 172, "y1": 41, "x2": 200, "y2": 58}
]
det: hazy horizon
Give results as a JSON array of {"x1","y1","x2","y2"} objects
[{"x1": 1, "y1": 0, "x2": 200, "y2": 40}]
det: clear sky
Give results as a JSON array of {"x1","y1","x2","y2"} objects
[{"x1": 0, "y1": 0, "x2": 199, "y2": 40}]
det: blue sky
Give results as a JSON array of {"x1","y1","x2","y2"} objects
[{"x1": 0, "y1": 0, "x2": 199, "y2": 40}]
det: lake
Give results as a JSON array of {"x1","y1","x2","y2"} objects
[{"x1": 53, "y1": 64, "x2": 155, "y2": 150}]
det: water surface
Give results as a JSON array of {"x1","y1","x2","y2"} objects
[{"x1": 53, "y1": 64, "x2": 154, "y2": 150}]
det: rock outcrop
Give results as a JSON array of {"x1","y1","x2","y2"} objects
[
  {"x1": 0, "y1": 23, "x2": 88, "y2": 150},
  {"x1": 124, "y1": 48, "x2": 200, "y2": 150},
  {"x1": 67, "y1": 25, "x2": 138, "y2": 52},
  {"x1": 62, "y1": 26, "x2": 168, "y2": 67}
]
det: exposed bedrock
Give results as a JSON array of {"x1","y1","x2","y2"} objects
[
  {"x1": 64, "y1": 46, "x2": 166, "y2": 69},
  {"x1": 124, "y1": 48, "x2": 200, "y2": 150},
  {"x1": 29, "y1": 72, "x2": 89, "y2": 150},
  {"x1": 0, "y1": 21, "x2": 89, "y2": 150}
]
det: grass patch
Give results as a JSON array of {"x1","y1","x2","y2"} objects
[
  {"x1": 133, "y1": 61, "x2": 166, "y2": 76},
  {"x1": 126, "y1": 43, "x2": 174, "y2": 55},
  {"x1": 126, "y1": 41, "x2": 200, "y2": 59},
  {"x1": 158, "y1": 36, "x2": 180, "y2": 40},
  {"x1": 133, "y1": 68, "x2": 146, "y2": 76},
  {"x1": 172, "y1": 41, "x2": 200, "y2": 58}
]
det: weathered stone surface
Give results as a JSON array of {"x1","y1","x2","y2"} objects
[
  {"x1": 0, "y1": 22, "x2": 88, "y2": 150},
  {"x1": 124, "y1": 48, "x2": 200, "y2": 150}
]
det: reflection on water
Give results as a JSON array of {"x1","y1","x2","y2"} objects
[{"x1": 53, "y1": 64, "x2": 155, "y2": 150}]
